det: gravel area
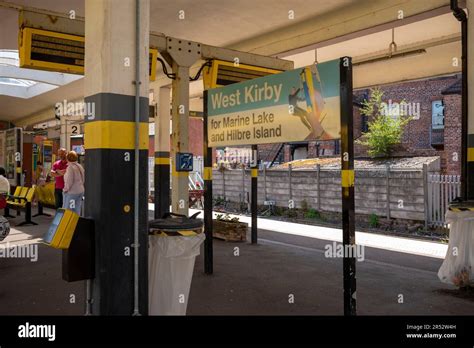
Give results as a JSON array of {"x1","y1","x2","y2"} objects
[{"x1": 272, "y1": 156, "x2": 440, "y2": 170}]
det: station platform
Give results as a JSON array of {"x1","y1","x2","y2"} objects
[{"x1": 0, "y1": 207, "x2": 472, "y2": 315}]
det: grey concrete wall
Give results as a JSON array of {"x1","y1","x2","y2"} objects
[{"x1": 212, "y1": 168, "x2": 427, "y2": 221}]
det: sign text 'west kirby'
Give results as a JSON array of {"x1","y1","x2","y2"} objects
[{"x1": 210, "y1": 82, "x2": 283, "y2": 108}]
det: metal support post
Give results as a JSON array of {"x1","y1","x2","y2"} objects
[
  {"x1": 340, "y1": 56, "x2": 356, "y2": 316},
  {"x1": 251, "y1": 144, "x2": 258, "y2": 244},
  {"x1": 203, "y1": 90, "x2": 213, "y2": 274}
]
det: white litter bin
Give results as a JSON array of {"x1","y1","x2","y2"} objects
[
  {"x1": 438, "y1": 206, "x2": 474, "y2": 287},
  {"x1": 148, "y1": 212, "x2": 205, "y2": 315}
]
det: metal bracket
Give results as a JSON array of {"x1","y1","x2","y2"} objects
[{"x1": 163, "y1": 37, "x2": 201, "y2": 68}]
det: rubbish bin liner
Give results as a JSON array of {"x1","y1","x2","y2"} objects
[
  {"x1": 438, "y1": 209, "x2": 474, "y2": 287},
  {"x1": 148, "y1": 212, "x2": 205, "y2": 315},
  {"x1": 149, "y1": 212, "x2": 203, "y2": 233}
]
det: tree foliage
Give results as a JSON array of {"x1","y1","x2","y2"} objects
[{"x1": 356, "y1": 87, "x2": 411, "y2": 157}]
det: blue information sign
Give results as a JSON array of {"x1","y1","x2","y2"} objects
[{"x1": 176, "y1": 152, "x2": 193, "y2": 172}]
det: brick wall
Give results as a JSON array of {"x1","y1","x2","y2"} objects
[
  {"x1": 149, "y1": 117, "x2": 204, "y2": 157},
  {"x1": 284, "y1": 144, "x2": 291, "y2": 162},
  {"x1": 443, "y1": 94, "x2": 462, "y2": 175},
  {"x1": 189, "y1": 117, "x2": 204, "y2": 156}
]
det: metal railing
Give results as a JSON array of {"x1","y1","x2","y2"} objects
[
  {"x1": 427, "y1": 174, "x2": 461, "y2": 227},
  {"x1": 189, "y1": 171, "x2": 204, "y2": 190}
]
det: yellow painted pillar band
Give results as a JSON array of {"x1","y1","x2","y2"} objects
[
  {"x1": 468, "y1": 148, "x2": 474, "y2": 162},
  {"x1": 203, "y1": 167, "x2": 213, "y2": 180},
  {"x1": 84, "y1": 120, "x2": 149, "y2": 150},
  {"x1": 251, "y1": 168, "x2": 258, "y2": 178},
  {"x1": 341, "y1": 169, "x2": 355, "y2": 188},
  {"x1": 155, "y1": 157, "x2": 170, "y2": 165}
]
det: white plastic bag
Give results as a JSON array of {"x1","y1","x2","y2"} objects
[
  {"x1": 148, "y1": 233, "x2": 205, "y2": 315},
  {"x1": 438, "y1": 210, "x2": 474, "y2": 287}
]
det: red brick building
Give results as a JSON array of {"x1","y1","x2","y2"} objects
[
  {"x1": 275, "y1": 74, "x2": 462, "y2": 174},
  {"x1": 148, "y1": 117, "x2": 204, "y2": 157}
]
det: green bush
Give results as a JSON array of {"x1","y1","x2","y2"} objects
[
  {"x1": 369, "y1": 213, "x2": 379, "y2": 228},
  {"x1": 305, "y1": 208, "x2": 321, "y2": 219},
  {"x1": 356, "y1": 87, "x2": 411, "y2": 157}
]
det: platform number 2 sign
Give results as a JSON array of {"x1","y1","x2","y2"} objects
[{"x1": 67, "y1": 124, "x2": 80, "y2": 136}]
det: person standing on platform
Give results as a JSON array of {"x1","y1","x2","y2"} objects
[
  {"x1": 34, "y1": 161, "x2": 46, "y2": 187},
  {"x1": 50, "y1": 148, "x2": 68, "y2": 209},
  {"x1": 0, "y1": 167, "x2": 10, "y2": 212},
  {"x1": 0, "y1": 167, "x2": 10, "y2": 195},
  {"x1": 63, "y1": 151, "x2": 85, "y2": 215}
]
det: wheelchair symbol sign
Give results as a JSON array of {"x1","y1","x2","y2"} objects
[{"x1": 176, "y1": 152, "x2": 193, "y2": 172}]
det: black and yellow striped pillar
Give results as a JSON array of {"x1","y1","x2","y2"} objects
[
  {"x1": 468, "y1": 135, "x2": 474, "y2": 199},
  {"x1": 203, "y1": 90, "x2": 213, "y2": 274},
  {"x1": 251, "y1": 144, "x2": 258, "y2": 244},
  {"x1": 84, "y1": 0, "x2": 149, "y2": 315},
  {"x1": 340, "y1": 56, "x2": 356, "y2": 316},
  {"x1": 84, "y1": 94, "x2": 149, "y2": 315},
  {"x1": 154, "y1": 151, "x2": 170, "y2": 218},
  {"x1": 154, "y1": 86, "x2": 171, "y2": 219}
]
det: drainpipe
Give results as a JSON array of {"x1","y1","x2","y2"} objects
[
  {"x1": 132, "y1": 0, "x2": 141, "y2": 316},
  {"x1": 450, "y1": 0, "x2": 468, "y2": 199}
]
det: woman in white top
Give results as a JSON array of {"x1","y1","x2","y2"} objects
[
  {"x1": 63, "y1": 151, "x2": 85, "y2": 215},
  {"x1": 0, "y1": 167, "x2": 10, "y2": 194}
]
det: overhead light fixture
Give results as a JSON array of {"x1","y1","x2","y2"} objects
[
  {"x1": 353, "y1": 49, "x2": 427, "y2": 66},
  {"x1": 353, "y1": 28, "x2": 427, "y2": 66}
]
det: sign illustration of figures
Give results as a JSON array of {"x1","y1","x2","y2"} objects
[
  {"x1": 207, "y1": 59, "x2": 340, "y2": 147},
  {"x1": 289, "y1": 65, "x2": 331, "y2": 140}
]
